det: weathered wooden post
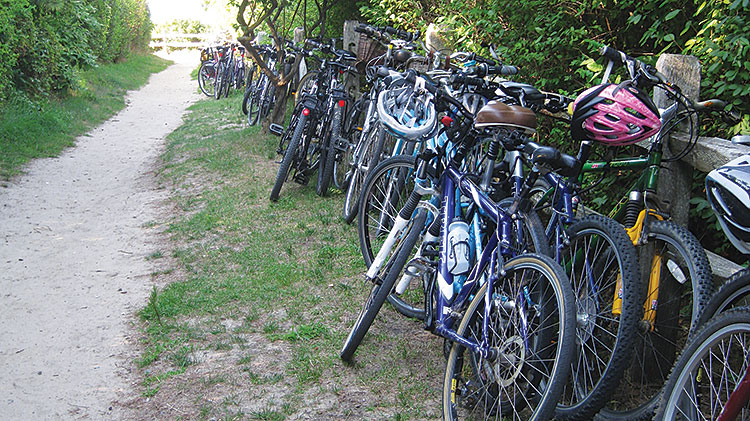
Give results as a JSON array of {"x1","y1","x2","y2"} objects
[{"x1": 653, "y1": 54, "x2": 701, "y2": 228}]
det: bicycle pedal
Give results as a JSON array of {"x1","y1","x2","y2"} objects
[
  {"x1": 293, "y1": 172, "x2": 309, "y2": 185},
  {"x1": 269, "y1": 123, "x2": 284, "y2": 136}
]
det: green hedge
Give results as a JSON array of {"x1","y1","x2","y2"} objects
[
  {"x1": 361, "y1": 0, "x2": 749, "y2": 135},
  {"x1": 0, "y1": 0, "x2": 152, "y2": 100}
]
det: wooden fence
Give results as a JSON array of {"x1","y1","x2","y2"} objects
[{"x1": 150, "y1": 33, "x2": 220, "y2": 50}]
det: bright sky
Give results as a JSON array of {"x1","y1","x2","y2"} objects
[{"x1": 147, "y1": 0, "x2": 225, "y2": 26}]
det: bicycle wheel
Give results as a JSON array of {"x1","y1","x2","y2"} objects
[
  {"x1": 295, "y1": 70, "x2": 319, "y2": 104},
  {"x1": 316, "y1": 106, "x2": 342, "y2": 197},
  {"x1": 443, "y1": 253, "x2": 576, "y2": 421},
  {"x1": 555, "y1": 214, "x2": 642, "y2": 420},
  {"x1": 655, "y1": 307, "x2": 750, "y2": 421},
  {"x1": 698, "y1": 268, "x2": 750, "y2": 324},
  {"x1": 343, "y1": 122, "x2": 386, "y2": 223},
  {"x1": 358, "y1": 154, "x2": 417, "y2": 266},
  {"x1": 270, "y1": 113, "x2": 307, "y2": 202},
  {"x1": 261, "y1": 83, "x2": 276, "y2": 120},
  {"x1": 340, "y1": 208, "x2": 428, "y2": 362},
  {"x1": 214, "y1": 63, "x2": 224, "y2": 100},
  {"x1": 333, "y1": 97, "x2": 366, "y2": 192},
  {"x1": 198, "y1": 62, "x2": 216, "y2": 97},
  {"x1": 248, "y1": 77, "x2": 265, "y2": 125},
  {"x1": 599, "y1": 219, "x2": 714, "y2": 420}
]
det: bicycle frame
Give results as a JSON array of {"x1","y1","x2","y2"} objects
[{"x1": 367, "y1": 152, "x2": 536, "y2": 356}]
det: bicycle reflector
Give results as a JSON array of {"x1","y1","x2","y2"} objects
[
  {"x1": 302, "y1": 108, "x2": 310, "y2": 116},
  {"x1": 338, "y1": 100, "x2": 346, "y2": 108}
]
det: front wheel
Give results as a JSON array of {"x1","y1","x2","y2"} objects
[
  {"x1": 655, "y1": 307, "x2": 750, "y2": 421},
  {"x1": 443, "y1": 253, "x2": 576, "y2": 421},
  {"x1": 340, "y1": 209, "x2": 428, "y2": 362},
  {"x1": 554, "y1": 214, "x2": 643, "y2": 420},
  {"x1": 599, "y1": 219, "x2": 714, "y2": 420},
  {"x1": 697, "y1": 268, "x2": 750, "y2": 324}
]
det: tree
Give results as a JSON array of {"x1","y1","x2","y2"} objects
[{"x1": 235, "y1": 0, "x2": 334, "y2": 129}]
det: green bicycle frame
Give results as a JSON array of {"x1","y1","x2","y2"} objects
[{"x1": 579, "y1": 147, "x2": 663, "y2": 222}]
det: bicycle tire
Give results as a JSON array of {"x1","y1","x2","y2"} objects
[
  {"x1": 343, "y1": 123, "x2": 386, "y2": 224},
  {"x1": 358, "y1": 155, "x2": 417, "y2": 266},
  {"x1": 261, "y1": 83, "x2": 276, "y2": 120},
  {"x1": 198, "y1": 62, "x2": 216, "y2": 97},
  {"x1": 654, "y1": 307, "x2": 750, "y2": 421},
  {"x1": 697, "y1": 268, "x2": 750, "y2": 325},
  {"x1": 443, "y1": 253, "x2": 576, "y2": 421},
  {"x1": 316, "y1": 106, "x2": 341, "y2": 197},
  {"x1": 555, "y1": 214, "x2": 642, "y2": 420},
  {"x1": 340, "y1": 208, "x2": 428, "y2": 362},
  {"x1": 270, "y1": 113, "x2": 307, "y2": 202},
  {"x1": 248, "y1": 77, "x2": 265, "y2": 125},
  {"x1": 214, "y1": 62, "x2": 224, "y2": 100},
  {"x1": 333, "y1": 97, "x2": 366, "y2": 192},
  {"x1": 387, "y1": 196, "x2": 551, "y2": 321},
  {"x1": 599, "y1": 219, "x2": 714, "y2": 420},
  {"x1": 242, "y1": 86, "x2": 252, "y2": 116},
  {"x1": 295, "y1": 71, "x2": 319, "y2": 105},
  {"x1": 223, "y1": 65, "x2": 232, "y2": 98}
]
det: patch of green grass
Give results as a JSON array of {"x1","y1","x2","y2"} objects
[
  {"x1": 138, "y1": 92, "x2": 444, "y2": 417},
  {"x1": 0, "y1": 54, "x2": 172, "y2": 179}
]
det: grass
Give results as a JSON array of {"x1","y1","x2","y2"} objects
[
  {"x1": 135, "y1": 91, "x2": 444, "y2": 419},
  {"x1": 0, "y1": 54, "x2": 172, "y2": 180}
]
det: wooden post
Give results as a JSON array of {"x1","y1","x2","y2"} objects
[
  {"x1": 654, "y1": 54, "x2": 701, "y2": 228},
  {"x1": 293, "y1": 27, "x2": 304, "y2": 44},
  {"x1": 343, "y1": 20, "x2": 359, "y2": 53}
]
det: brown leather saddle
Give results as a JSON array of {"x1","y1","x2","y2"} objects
[{"x1": 474, "y1": 100, "x2": 537, "y2": 134}]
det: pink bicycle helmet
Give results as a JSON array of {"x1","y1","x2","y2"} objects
[{"x1": 571, "y1": 82, "x2": 661, "y2": 146}]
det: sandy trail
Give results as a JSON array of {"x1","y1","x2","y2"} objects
[{"x1": 0, "y1": 55, "x2": 200, "y2": 419}]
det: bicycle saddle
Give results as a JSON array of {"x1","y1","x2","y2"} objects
[
  {"x1": 336, "y1": 49, "x2": 358, "y2": 62},
  {"x1": 497, "y1": 81, "x2": 546, "y2": 104},
  {"x1": 474, "y1": 100, "x2": 537, "y2": 134}
]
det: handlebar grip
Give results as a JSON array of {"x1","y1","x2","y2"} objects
[
  {"x1": 355, "y1": 24, "x2": 367, "y2": 34},
  {"x1": 452, "y1": 74, "x2": 484, "y2": 86},
  {"x1": 492, "y1": 65, "x2": 518, "y2": 76},
  {"x1": 599, "y1": 45, "x2": 629, "y2": 65}
]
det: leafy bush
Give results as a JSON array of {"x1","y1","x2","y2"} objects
[{"x1": 0, "y1": 0, "x2": 153, "y2": 100}]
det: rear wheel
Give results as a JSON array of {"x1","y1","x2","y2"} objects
[
  {"x1": 316, "y1": 106, "x2": 342, "y2": 196},
  {"x1": 270, "y1": 113, "x2": 307, "y2": 202},
  {"x1": 198, "y1": 62, "x2": 216, "y2": 97}
]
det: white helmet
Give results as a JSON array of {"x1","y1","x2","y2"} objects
[
  {"x1": 376, "y1": 75, "x2": 437, "y2": 140},
  {"x1": 705, "y1": 154, "x2": 750, "y2": 255}
]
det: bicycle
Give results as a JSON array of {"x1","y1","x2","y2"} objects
[
  {"x1": 340, "y1": 69, "x2": 577, "y2": 420},
  {"x1": 268, "y1": 39, "x2": 357, "y2": 201}
]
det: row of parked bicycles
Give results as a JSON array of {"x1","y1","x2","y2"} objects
[{"x1": 201, "y1": 24, "x2": 750, "y2": 420}]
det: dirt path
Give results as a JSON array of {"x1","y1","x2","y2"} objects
[{"x1": 0, "y1": 57, "x2": 200, "y2": 419}]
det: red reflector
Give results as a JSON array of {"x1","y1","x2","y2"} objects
[
  {"x1": 338, "y1": 100, "x2": 346, "y2": 108},
  {"x1": 441, "y1": 116, "x2": 454, "y2": 127},
  {"x1": 302, "y1": 108, "x2": 310, "y2": 116}
]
